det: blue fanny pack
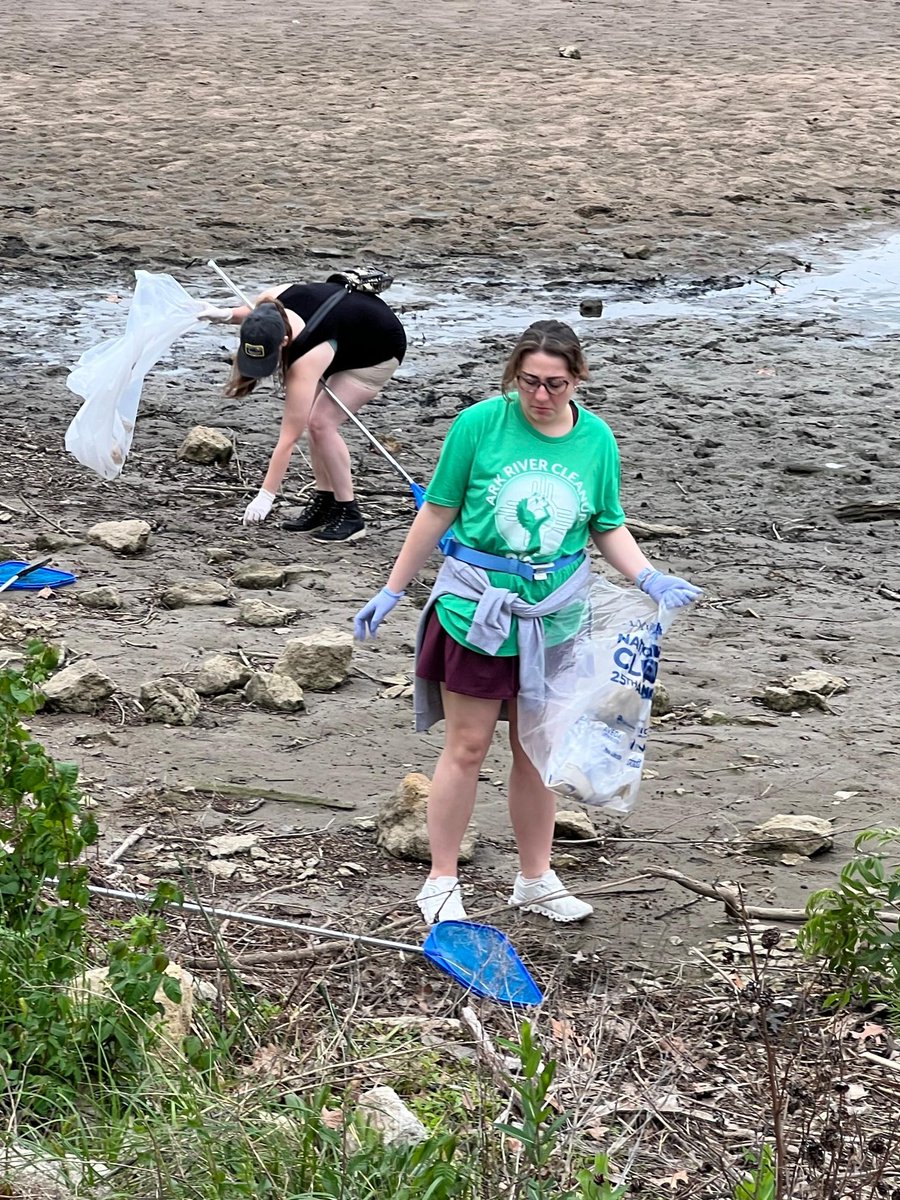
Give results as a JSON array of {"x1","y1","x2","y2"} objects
[{"x1": 443, "y1": 538, "x2": 584, "y2": 583}]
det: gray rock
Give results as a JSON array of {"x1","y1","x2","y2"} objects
[
  {"x1": 651, "y1": 682, "x2": 673, "y2": 717},
  {"x1": 176, "y1": 425, "x2": 234, "y2": 465},
  {"x1": 0, "y1": 649, "x2": 27, "y2": 674},
  {"x1": 746, "y1": 814, "x2": 834, "y2": 858},
  {"x1": 77, "y1": 585, "x2": 123, "y2": 611},
  {"x1": 239, "y1": 598, "x2": 296, "y2": 627},
  {"x1": 558, "y1": 44, "x2": 581, "y2": 59},
  {"x1": 245, "y1": 671, "x2": 306, "y2": 712},
  {"x1": 554, "y1": 809, "x2": 597, "y2": 840},
  {"x1": 275, "y1": 626, "x2": 352, "y2": 690},
  {"x1": 87, "y1": 519, "x2": 151, "y2": 555},
  {"x1": 760, "y1": 669, "x2": 848, "y2": 714},
  {"x1": 140, "y1": 678, "x2": 201, "y2": 725},
  {"x1": 207, "y1": 833, "x2": 258, "y2": 857},
  {"x1": 194, "y1": 653, "x2": 252, "y2": 697},
  {"x1": 34, "y1": 531, "x2": 84, "y2": 552},
  {"x1": 579, "y1": 297, "x2": 604, "y2": 318},
  {"x1": 357, "y1": 1086, "x2": 427, "y2": 1148},
  {"x1": 0, "y1": 1142, "x2": 104, "y2": 1200},
  {"x1": 283, "y1": 563, "x2": 330, "y2": 583},
  {"x1": 627, "y1": 518, "x2": 690, "y2": 540},
  {"x1": 160, "y1": 579, "x2": 232, "y2": 608},
  {"x1": 761, "y1": 686, "x2": 807, "y2": 713},
  {"x1": 376, "y1": 773, "x2": 476, "y2": 864},
  {"x1": 784, "y1": 669, "x2": 848, "y2": 697},
  {"x1": 231, "y1": 561, "x2": 287, "y2": 589},
  {"x1": 623, "y1": 245, "x2": 654, "y2": 260},
  {"x1": 700, "y1": 708, "x2": 731, "y2": 725},
  {"x1": 42, "y1": 660, "x2": 115, "y2": 713}
]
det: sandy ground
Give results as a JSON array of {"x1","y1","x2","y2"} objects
[{"x1": 1, "y1": 0, "x2": 899, "y2": 973}]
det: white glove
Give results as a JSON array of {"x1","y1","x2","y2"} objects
[
  {"x1": 198, "y1": 303, "x2": 233, "y2": 323},
  {"x1": 242, "y1": 489, "x2": 277, "y2": 525}
]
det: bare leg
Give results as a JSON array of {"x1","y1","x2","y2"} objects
[
  {"x1": 505, "y1": 701, "x2": 593, "y2": 922},
  {"x1": 307, "y1": 374, "x2": 379, "y2": 502},
  {"x1": 507, "y1": 701, "x2": 556, "y2": 878},
  {"x1": 427, "y1": 688, "x2": 502, "y2": 878}
]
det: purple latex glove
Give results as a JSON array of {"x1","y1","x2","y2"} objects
[
  {"x1": 637, "y1": 567, "x2": 702, "y2": 610},
  {"x1": 354, "y1": 586, "x2": 405, "y2": 640}
]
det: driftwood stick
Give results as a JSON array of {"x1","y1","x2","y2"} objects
[
  {"x1": 646, "y1": 866, "x2": 898, "y2": 925},
  {"x1": 626, "y1": 518, "x2": 690, "y2": 540},
  {"x1": 16, "y1": 495, "x2": 77, "y2": 537},
  {"x1": 644, "y1": 867, "x2": 807, "y2": 922},
  {"x1": 188, "y1": 944, "x2": 345, "y2": 971},
  {"x1": 104, "y1": 823, "x2": 149, "y2": 868},
  {"x1": 186, "y1": 781, "x2": 355, "y2": 811},
  {"x1": 860, "y1": 1050, "x2": 900, "y2": 1074},
  {"x1": 460, "y1": 1006, "x2": 522, "y2": 1114}
]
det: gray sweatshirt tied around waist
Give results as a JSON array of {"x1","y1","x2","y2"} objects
[{"x1": 413, "y1": 555, "x2": 592, "y2": 732}]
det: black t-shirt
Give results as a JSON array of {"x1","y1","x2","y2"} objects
[{"x1": 278, "y1": 283, "x2": 407, "y2": 376}]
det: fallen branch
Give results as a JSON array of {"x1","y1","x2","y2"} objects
[
  {"x1": 645, "y1": 866, "x2": 898, "y2": 925},
  {"x1": 16, "y1": 495, "x2": 76, "y2": 538},
  {"x1": 461, "y1": 1006, "x2": 522, "y2": 1114},
  {"x1": 185, "y1": 781, "x2": 355, "y2": 811},
  {"x1": 644, "y1": 867, "x2": 807, "y2": 921},
  {"x1": 860, "y1": 1050, "x2": 900, "y2": 1074},
  {"x1": 627, "y1": 518, "x2": 690, "y2": 540},
  {"x1": 188, "y1": 944, "x2": 345, "y2": 971},
  {"x1": 103, "y1": 823, "x2": 149, "y2": 872},
  {"x1": 836, "y1": 500, "x2": 900, "y2": 523}
]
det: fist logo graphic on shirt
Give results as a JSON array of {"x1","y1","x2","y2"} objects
[{"x1": 494, "y1": 473, "x2": 580, "y2": 558}]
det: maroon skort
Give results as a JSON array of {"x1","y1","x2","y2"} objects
[{"x1": 416, "y1": 607, "x2": 520, "y2": 700}]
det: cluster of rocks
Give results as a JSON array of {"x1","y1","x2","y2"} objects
[{"x1": 39, "y1": 627, "x2": 354, "y2": 725}]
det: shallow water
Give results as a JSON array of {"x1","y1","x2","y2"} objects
[
  {"x1": 6, "y1": 227, "x2": 899, "y2": 376},
  {"x1": 393, "y1": 227, "x2": 900, "y2": 345}
]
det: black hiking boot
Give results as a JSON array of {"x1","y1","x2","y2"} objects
[
  {"x1": 282, "y1": 490, "x2": 335, "y2": 532},
  {"x1": 312, "y1": 500, "x2": 366, "y2": 543}
]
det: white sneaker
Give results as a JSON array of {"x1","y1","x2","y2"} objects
[
  {"x1": 416, "y1": 876, "x2": 468, "y2": 924},
  {"x1": 509, "y1": 869, "x2": 593, "y2": 923}
]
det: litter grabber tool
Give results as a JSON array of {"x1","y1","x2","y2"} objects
[
  {"x1": 0, "y1": 556, "x2": 75, "y2": 595},
  {"x1": 207, "y1": 260, "x2": 443, "y2": 527},
  {"x1": 87, "y1": 882, "x2": 543, "y2": 1007}
]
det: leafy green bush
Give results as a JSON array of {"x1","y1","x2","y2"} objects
[
  {"x1": 0, "y1": 645, "x2": 178, "y2": 1116},
  {"x1": 498, "y1": 1022, "x2": 628, "y2": 1200},
  {"x1": 799, "y1": 828, "x2": 900, "y2": 1011}
]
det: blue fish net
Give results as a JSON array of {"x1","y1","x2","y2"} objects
[
  {"x1": 422, "y1": 920, "x2": 543, "y2": 1007},
  {"x1": 0, "y1": 561, "x2": 77, "y2": 591}
]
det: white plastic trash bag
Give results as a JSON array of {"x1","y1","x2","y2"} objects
[
  {"x1": 65, "y1": 271, "x2": 206, "y2": 480},
  {"x1": 516, "y1": 578, "x2": 676, "y2": 816}
]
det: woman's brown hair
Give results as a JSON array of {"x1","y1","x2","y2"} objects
[
  {"x1": 500, "y1": 320, "x2": 589, "y2": 398},
  {"x1": 223, "y1": 297, "x2": 293, "y2": 399}
]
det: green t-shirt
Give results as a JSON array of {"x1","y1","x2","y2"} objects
[{"x1": 425, "y1": 394, "x2": 626, "y2": 655}]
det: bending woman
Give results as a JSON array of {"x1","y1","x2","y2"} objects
[
  {"x1": 354, "y1": 320, "x2": 701, "y2": 925},
  {"x1": 201, "y1": 281, "x2": 407, "y2": 541}
]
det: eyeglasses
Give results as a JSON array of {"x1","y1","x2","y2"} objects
[{"x1": 516, "y1": 372, "x2": 572, "y2": 395}]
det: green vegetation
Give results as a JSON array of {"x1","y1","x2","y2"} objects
[
  {"x1": 799, "y1": 828, "x2": 900, "y2": 1012},
  {"x1": 0, "y1": 647, "x2": 624, "y2": 1199}
]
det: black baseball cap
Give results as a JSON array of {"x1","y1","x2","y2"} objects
[{"x1": 236, "y1": 303, "x2": 286, "y2": 379}]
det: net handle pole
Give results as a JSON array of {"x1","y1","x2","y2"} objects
[
  {"x1": 207, "y1": 260, "x2": 420, "y2": 492},
  {"x1": 319, "y1": 382, "x2": 418, "y2": 489},
  {"x1": 207, "y1": 259, "x2": 253, "y2": 308},
  {"x1": 86, "y1": 883, "x2": 421, "y2": 954}
]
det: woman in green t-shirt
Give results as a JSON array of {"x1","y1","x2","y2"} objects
[{"x1": 355, "y1": 321, "x2": 701, "y2": 926}]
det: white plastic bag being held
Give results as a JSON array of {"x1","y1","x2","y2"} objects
[
  {"x1": 516, "y1": 577, "x2": 676, "y2": 816},
  {"x1": 65, "y1": 271, "x2": 206, "y2": 480}
]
